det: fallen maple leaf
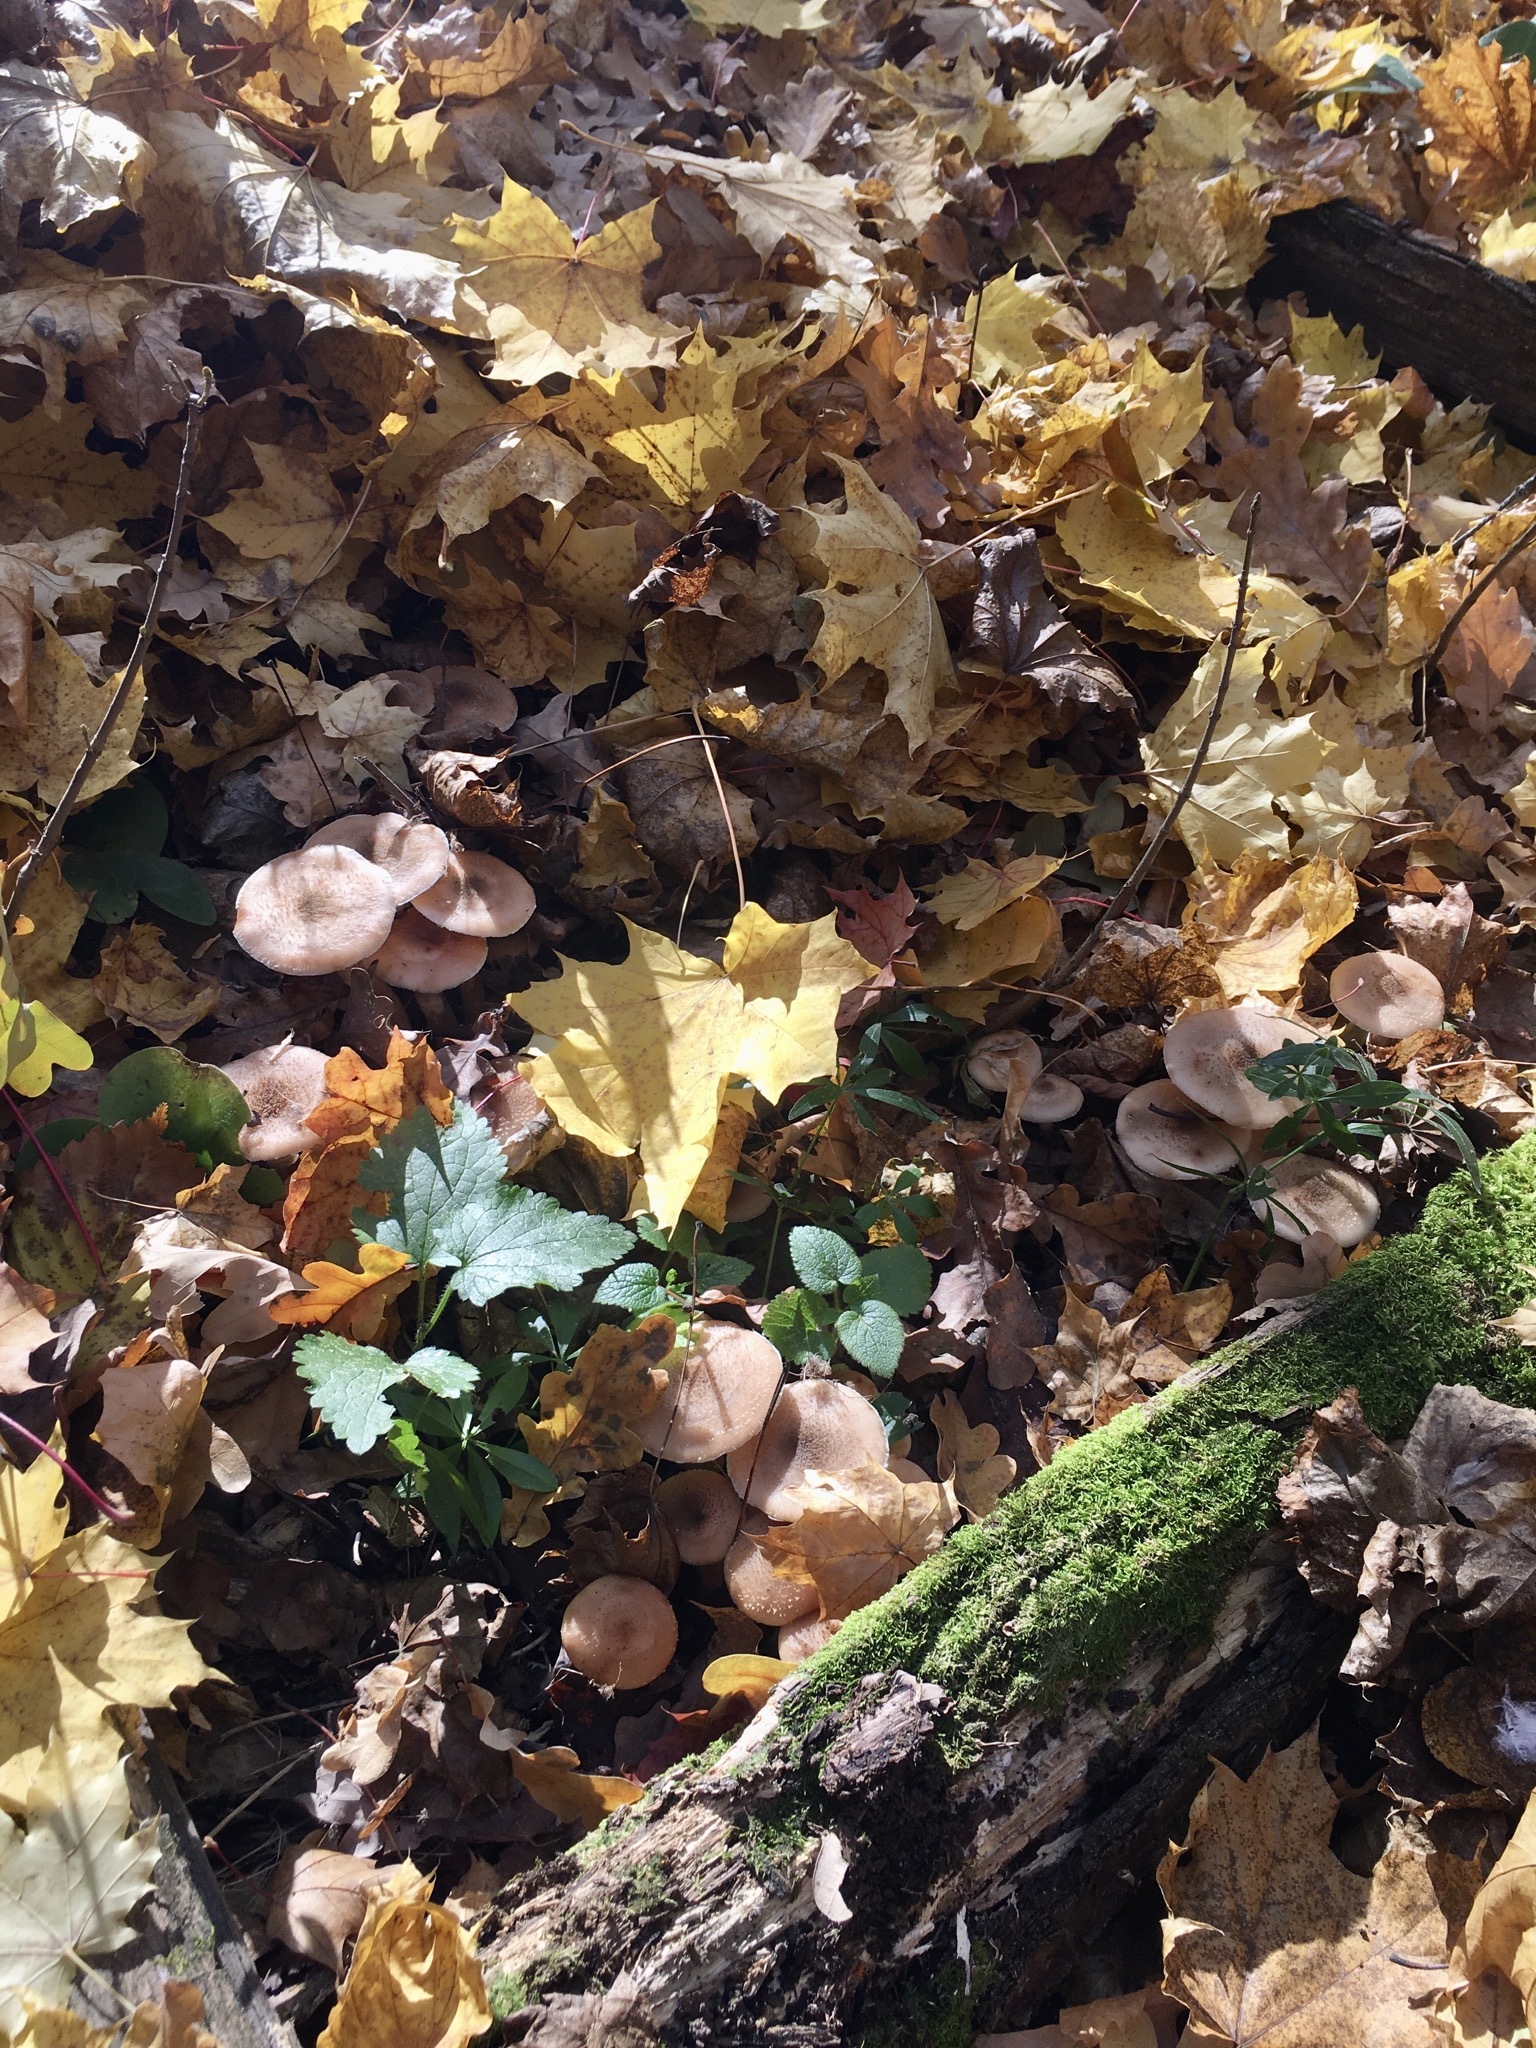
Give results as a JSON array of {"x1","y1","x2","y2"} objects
[
  {"x1": 268, "y1": 1846, "x2": 397, "y2": 1976},
  {"x1": 929, "y1": 1391, "x2": 1016, "y2": 1519},
  {"x1": 1445, "y1": 1783, "x2": 1536, "y2": 2039},
  {"x1": 317, "y1": 1861, "x2": 490, "y2": 2048},
  {"x1": 762, "y1": 1461, "x2": 959, "y2": 1620},
  {"x1": 1159, "y1": 1723, "x2": 1452, "y2": 2046},
  {"x1": 1421, "y1": 37, "x2": 1536, "y2": 212}
]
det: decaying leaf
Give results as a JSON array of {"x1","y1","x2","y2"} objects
[
  {"x1": 316, "y1": 1861, "x2": 491, "y2": 2048},
  {"x1": 761, "y1": 1462, "x2": 959, "y2": 1619}
]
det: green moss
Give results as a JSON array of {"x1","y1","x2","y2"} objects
[
  {"x1": 624, "y1": 1852, "x2": 678, "y2": 1917},
  {"x1": 856, "y1": 1940, "x2": 996, "y2": 2048},
  {"x1": 486, "y1": 1968, "x2": 533, "y2": 2020},
  {"x1": 781, "y1": 1140, "x2": 1536, "y2": 1760},
  {"x1": 737, "y1": 1805, "x2": 814, "y2": 1886}
]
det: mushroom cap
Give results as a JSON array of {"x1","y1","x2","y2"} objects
[
  {"x1": 219, "y1": 1043, "x2": 329, "y2": 1162},
  {"x1": 413, "y1": 849, "x2": 535, "y2": 939},
  {"x1": 657, "y1": 1469, "x2": 742, "y2": 1565},
  {"x1": 724, "y1": 1514, "x2": 818, "y2": 1626},
  {"x1": 1017, "y1": 1074, "x2": 1083, "y2": 1124},
  {"x1": 777, "y1": 1614, "x2": 840, "y2": 1664},
  {"x1": 1252, "y1": 1155, "x2": 1380, "y2": 1247},
  {"x1": 560, "y1": 1574, "x2": 678, "y2": 1689},
  {"x1": 306, "y1": 814, "x2": 451, "y2": 905},
  {"x1": 1162, "y1": 1008, "x2": 1322, "y2": 1129},
  {"x1": 1329, "y1": 952, "x2": 1445, "y2": 1040},
  {"x1": 967, "y1": 1030, "x2": 1042, "y2": 1095},
  {"x1": 233, "y1": 845, "x2": 398, "y2": 977},
  {"x1": 372, "y1": 907, "x2": 487, "y2": 992},
  {"x1": 636, "y1": 1322, "x2": 783, "y2": 1463},
  {"x1": 726, "y1": 1378, "x2": 888, "y2": 1521},
  {"x1": 1115, "y1": 1079, "x2": 1251, "y2": 1182}
]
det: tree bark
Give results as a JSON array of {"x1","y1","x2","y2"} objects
[{"x1": 484, "y1": 1142, "x2": 1536, "y2": 2044}]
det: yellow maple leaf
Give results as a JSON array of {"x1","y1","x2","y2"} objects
[
  {"x1": 1421, "y1": 36, "x2": 1536, "y2": 214},
  {"x1": 1184, "y1": 851, "x2": 1358, "y2": 1002},
  {"x1": 0, "y1": 626, "x2": 143, "y2": 808},
  {"x1": 453, "y1": 189, "x2": 686, "y2": 383},
  {"x1": 762, "y1": 1462, "x2": 959, "y2": 1621},
  {"x1": 681, "y1": 0, "x2": 831, "y2": 32},
  {"x1": 318, "y1": 1861, "x2": 489, "y2": 2048},
  {"x1": 563, "y1": 331, "x2": 768, "y2": 513},
  {"x1": 965, "y1": 270, "x2": 1070, "y2": 387},
  {"x1": 91, "y1": 924, "x2": 217, "y2": 1045},
  {"x1": 924, "y1": 855, "x2": 1062, "y2": 932},
  {"x1": 511, "y1": 906, "x2": 871, "y2": 1227},
  {"x1": 985, "y1": 74, "x2": 1139, "y2": 165},
  {"x1": 510, "y1": 1746, "x2": 645, "y2": 1829},
  {"x1": 202, "y1": 444, "x2": 349, "y2": 583},
  {"x1": 783, "y1": 455, "x2": 955, "y2": 747},
  {"x1": 246, "y1": 0, "x2": 376, "y2": 108}
]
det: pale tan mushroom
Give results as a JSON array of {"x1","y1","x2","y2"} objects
[
  {"x1": 636, "y1": 1322, "x2": 783, "y2": 1464},
  {"x1": 1017, "y1": 1074, "x2": 1083, "y2": 1123},
  {"x1": 306, "y1": 814, "x2": 451, "y2": 905},
  {"x1": 233, "y1": 845, "x2": 398, "y2": 976},
  {"x1": 219, "y1": 1042, "x2": 329, "y2": 1162},
  {"x1": 372, "y1": 907, "x2": 487, "y2": 992},
  {"x1": 413, "y1": 849, "x2": 535, "y2": 939},
  {"x1": 1329, "y1": 952, "x2": 1445, "y2": 1040},
  {"x1": 724, "y1": 1513, "x2": 818, "y2": 1626},
  {"x1": 1252, "y1": 1155, "x2": 1380, "y2": 1247},
  {"x1": 777, "y1": 1615, "x2": 841, "y2": 1664},
  {"x1": 1162, "y1": 1008, "x2": 1321, "y2": 1130},
  {"x1": 657, "y1": 1469, "x2": 742, "y2": 1566},
  {"x1": 1115, "y1": 1079, "x2": 1252, "y2": 1181},
  {"x1": 726, "y1": 1378, "x2": 888, "y2": 1521},
  {"x1": 966, "y1": 1030, "x2": 1042, "y2": 1095},
  {"x1": 560, "y1": 1574, "x2": 678, "y2": 1689}
]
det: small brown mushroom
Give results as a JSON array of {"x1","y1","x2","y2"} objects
[
  {"x1": 1162, "y1": 1007, "x2": 1321, "y2": 1130},
  {"x1": 306, "y1": 813, "x2": 451, "y2": 905},
  {"x1": 413, "y1": 849, "x2": 535, "y2": 939},
  {"x1": 1252, "y1": 1156, "x2": 1380, "y2": 1247},
  {"x1": 560, "y1": 1574, "x2": 678, "y2": 1689},
  {"x1": 636, "y1": 1322, "x2": 783, "y2": 1464},
  {"x1": 657, "y1": 1469, "x2": 742, "y2": 1566},
  {"x1": 726, "y1": 1378, "x2": 888, "y2": 1521},
  {"x1": 966, "y1": 1030, "x2": 1042, "y2": 1095},
  {"x1": 372, "y1": 907, "x2": 487, "y2": 992},
  {"x1": 233, "y1": 845, "x2": 398, "y2": 977},
  {"x1": 1329, "y1": 952, "x2": 1445, "y2": 1040},
  {"x1": 1017, "y1": 1074, "x2": 1083, "y2": 1124},
  {"x1": 1115, "y1": 1079, "x2": 1252, "y2": 1181},
  {"x1": 777, "y1": 1614, "x2": 841, "y2": 1664},
  {"x1": 723, "y1": 1513, "x2": 818, "y2": 1626},
  {"x1": 219, "y1": 1042, "x2": 329, "y2": 1162}
]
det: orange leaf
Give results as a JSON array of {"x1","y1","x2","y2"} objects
[
  {"x1": 281, "y1": 1134, "x2": 386, "y2": 1267},
  {"x1": 511, "y1": 1746, "x2": 645, "y2": 1830},
  {"x1": 762, "y1": 1462, "x2": 959, "y2": 1620},
  {"x1": 701, "y1": 1653, "x2": 794, "y2": 1711},
  {"x1": 268, "y1": 1243, "x2": 415, "y2": 1343},
  {"x1": 304, "y1": 1030, "x2": 454, "y2": 1148}
]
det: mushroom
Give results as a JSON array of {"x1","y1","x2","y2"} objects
[
  {"x1": 1017, "y1": 1074, "x2": 1083, "y2": 1123},
  {"x1": 233, "y1": 845, "x2": 398, "y2": 976},
  {"x1": 777, "y1": 1614, "x2": 840, "y2": 1664},
  {"x1": 219, "y1": 1042, "x2": 329, "y2": 1163},
  {"x1": 657, "y1": 1469, "x2": 742, "y2": 1566},
  {"x1": 1329, "y1": 952, "x2": 1445, "y2": 1040},
  {"x1": 560, "y1": 1574, "x2": 678, "y2": 1689},
  {"x1": 1251, "y1": 1156, "x2": 1380, "y2": 1248},
  {"x1": 723, "y1": 1513, "x2": 818, "y2": 1626},
  {"x1": 1115, "y1": 1079, "x2": 1253, "y2": 1181},
  {"x1": 372, "y1": 907, "x2": 488, "y2": 992},
  {"x1": 636, "y1": 1322, "x2": 783, "y2": 1464},
  {"x1": 966, "y1": 1030, "x2": 1042, "y2": 1095},
  {"x1": 413, "y1": 849, "x2": 535, "y2": 938},
  {"x1": 306, "y1": 813, "x2": 451, "y2": 905},
  {"x1": 1162, "y1": 1007, "x2": 1321, "y2": 1130},
  {"x1": 726, "y1": 1378, "x2": 888, "y2": 1520}
]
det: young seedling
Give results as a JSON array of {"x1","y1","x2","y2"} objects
[{"x1": 761, "y1": 1225, "x2": 930, "y2": 1381}]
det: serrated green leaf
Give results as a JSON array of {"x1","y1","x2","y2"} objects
[
  {"x1": 295, "y1": 1333, "x2": 407, "y2": 1454},
  {"x1": 789, "y1": 1225, "x2": 861, "y2": 1292},
  {"x1": 858, "y1": 1243, "x2": 932, "y2": 1316},
  {"x1": 694, "y1": 1250, "x2": 753, "y2": 1292},
  {"x1": 834, "y1": 1296, "x2": 906, "y2": 1379},
  {"x1": 762, "y1": 1285, "x2": 834, "y2": 1363},
  {"x1": 404, "y1": 1347, "x2": 480, "y2": 1400},
  {"x1": 594, "y1": 1263, "x2": 670, "y2": 1313}
]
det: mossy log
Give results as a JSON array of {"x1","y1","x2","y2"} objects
[{"x1": 484, "y1": 1141, "x2": 1536, "y2": 2045}]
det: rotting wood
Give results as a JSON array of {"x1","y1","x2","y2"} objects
[
  {"x1": 1263, "y1": 200, "x2": 1536, "y2": 441},
  {"x1": 483, "y1": 1138, "x2": 1536, "y2": 2043}
]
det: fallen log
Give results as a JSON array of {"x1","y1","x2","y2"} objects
[
  {"x1": 482, "y1": 1139, "x2": 1536, "y2": 2045},
  {"x1": 1264, "y1": 201, "x2": 1536, "y2": 441}
]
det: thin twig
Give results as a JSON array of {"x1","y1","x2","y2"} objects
[
  {"x1": 693, "y1": 702, "x2": 746, "y2": 915},
  {"x1": 2, "y1": 1086, "x2": 106, "y2": 1277},
  {"x1": 6, "y1": 372, "x2": 215, "y2": 922},
  {"x1": 1046, "y1": 494, "x2": 1263, "y2": 991}
]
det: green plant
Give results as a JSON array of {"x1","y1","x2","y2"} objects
[
  {"x1": 1246, "y1": 1037, "x2": 1481, "y2": 1190},
  {"x1": 595, "y1": 1214, "x2": 752, "y2": 1318},
  {"x1": 63, "y1": 781, "x2": 214, "y2": 925},
  {"x1": 389, "y1": 1357, "x2": 558, "y2": 1549},
  {"x1": 791, "y1": 1002, "x2": 957, "y2": 1131},
  {"x1": 761, "y1": 1225, "x2": 930, "y2": 1380}
]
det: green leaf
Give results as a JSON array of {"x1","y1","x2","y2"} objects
[
  {"x1": 461, "y1": 1447, "x2": 504, "y2": 1547},
  {"x1": 403, "y1": 1347, "x2": 480, "y2": 1401},
  {"x1": 480, "y1": 1441, "x2": 558, "y2": 1492},
  {"x1": 294, "y1": 1334, "x2": 407, "y2": 1454},
  {"x1": 594, "y1": 1263, "x2": 671, "y2": 1313},
  {"x1": 6, "y1": 1001, "x2": 93, "y2": 1098},
  {"x1": 858, "y1": 1243, "x2": 931, "y2": 1316},
  {"x1": 788, "y1": 1225, "x2": 862, "y2": 1292},
  {"x1": 762, "y1": 1286, "x2": 834, "y2": 1363},
  {"x1": 1483, "y1": 20, "x2": 1536, "y2": 61},
  {"x1": 420, "y1": 1447, "x2": 464, "y2": 1550},
  {"x1": 834, "y1": 1297, "x2": 906, "y2": 1379},
  {"x1": 693, "y1": 1250, "x2": 753, "y2": 1292},
  {"x1": 361, "y1": 1103, "x2": 633, "y2": 1304},
  {"x1": 479, "y1": 1360, "x2": 529, "y2": 1425},
  {"x1": 63, "y1": 783, "x2": 215, "y2": 925},
  {"x1": 97, "y1": 1047, "x2": 250, "y2": 1166}
]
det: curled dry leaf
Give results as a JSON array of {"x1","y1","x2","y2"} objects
[
  {"x1": 317, "y1": 1861, "x2": 491, "y2": 2048},
  {"x1": 761, "y1": 1462, "x2": 960, "y2": 1621},
  {"x1": 267, "y1": 1243, "x2": 416, "y2": 1344},
  {"x1": 509, "y1": 1747, "x2": 646, "y2": 1831},
  {"x1": 268, "y1": 1846, "x2": 397, "y2": 1976},
  {"x1": 929, "y1": 1391, "x2": 1016, "y2": 1519}
]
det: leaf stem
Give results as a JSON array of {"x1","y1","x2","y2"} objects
[
  {"x1": 2, "y1": 1087, "x2": 106, "y2": 1278},
  {"x1": 0, "y1": 1410, "x2": 136, "y2": 1526}
]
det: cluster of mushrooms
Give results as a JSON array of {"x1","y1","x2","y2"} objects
[
  {"x1": 231, "y1": 814, "x2": 535, "y2": 992},
  {"x1": 559, "y1": 1326, "x2": 902, "y2": 1689},
  {"x1": 970, "y1": 950, "x2": 1449, "y2": 1254}
]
